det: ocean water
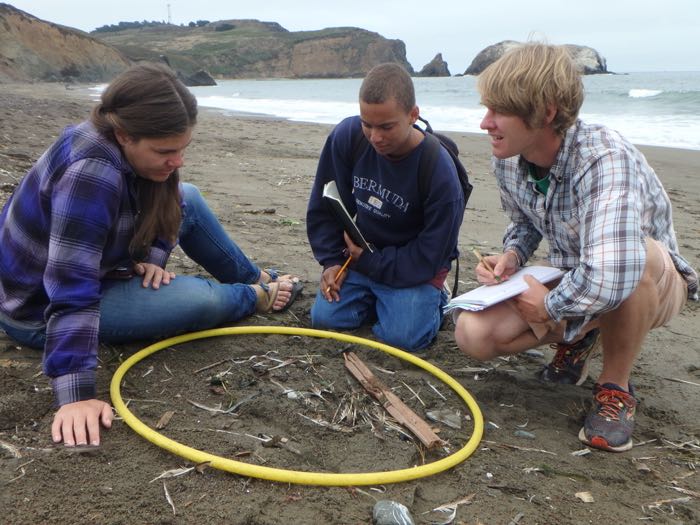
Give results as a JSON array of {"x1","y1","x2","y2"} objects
[{"x1": 187, "y1": 71, "x2": 700, "y2": 151}]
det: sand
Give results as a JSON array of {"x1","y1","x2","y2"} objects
[{"x1": 0, "y1": 83, "x2": 698, "y2": 524}]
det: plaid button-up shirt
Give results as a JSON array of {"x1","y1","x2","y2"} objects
[
  {"x1": 0, "y1": 122, "x2": 173, "y2": 405},
  {"x1": 494, "y1": 119, "x2": 698, "y2": 341}
]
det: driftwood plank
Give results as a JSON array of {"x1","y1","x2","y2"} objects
[{"x1": 343, "y1": 352, "x2": 444, "y2": 449}]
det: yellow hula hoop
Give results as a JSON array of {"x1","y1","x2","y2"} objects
[{"x1": 110, "y1": 326, "x2": 484, "y2": 486}]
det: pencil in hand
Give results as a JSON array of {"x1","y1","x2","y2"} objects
[
  {"x1": 472, "y1": 249, "x2": 502, "y2": 283},
  {"x1": 325, "y1": 255, "x2": 352, "y2": 293}
]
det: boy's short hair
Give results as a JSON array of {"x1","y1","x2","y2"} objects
[
  {"x1": 359, "y1": 63, "x2": 416, "y2": 113},
  {"x1": 478, "y1": 43, "x2": 584, "y2": 136}
]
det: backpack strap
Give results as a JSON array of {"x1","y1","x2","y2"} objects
[
  {"x1": 417, "y1": 133, "x2": 441, "y2": 200},
  {"x1": 417, "y1": 132, "x2": 461, "y2": 298}
]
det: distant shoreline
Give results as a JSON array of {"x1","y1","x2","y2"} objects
[{"x1": 2, "y1": 81, "x2": 700, "y2": 158}]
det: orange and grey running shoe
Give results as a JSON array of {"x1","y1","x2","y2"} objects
[{"x1": 579, "y1": 382, "x2": 637, "y2": 452}]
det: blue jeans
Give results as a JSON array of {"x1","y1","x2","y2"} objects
[
  {"x1": 0, "y1": 183, "x2": 261, "y2": 348},
  {"x1": 310, "y1": 270, "x2": 447, "y2": 351}
]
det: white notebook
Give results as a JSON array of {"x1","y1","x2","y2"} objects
[{"x1": 444, "y1": 265, "x2": 564, "y2": 313}]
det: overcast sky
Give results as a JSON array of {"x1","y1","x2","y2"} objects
[{"x1": 8, "y1": 0, "x2": 700, "y2": 73}]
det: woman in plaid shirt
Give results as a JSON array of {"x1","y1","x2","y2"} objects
[{"x1": 0, "y1": 63, "x2": 301, "y2": 448}]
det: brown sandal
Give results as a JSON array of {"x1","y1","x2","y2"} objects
[{"x1": 254, "y1": 279, "x2": 303, "y2": 313}]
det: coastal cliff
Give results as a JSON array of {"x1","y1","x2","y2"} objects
[
  {"x1": 0, "y1": 3, "x2": 131, "y2": 82},
  {"x1": 94, "y1": 20, "x2": 414, "y2": 79}
]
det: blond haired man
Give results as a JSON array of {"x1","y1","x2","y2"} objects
[{"x1": 454, "y1": 43, "x2": 697, "y2": 452}]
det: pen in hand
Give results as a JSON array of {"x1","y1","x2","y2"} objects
[
  {"x1": 472, "y1": 249, "x2": 503, "y2": 283},
  {"x1": 325, "y1": 255, "x2": 352, "y2": 293}
]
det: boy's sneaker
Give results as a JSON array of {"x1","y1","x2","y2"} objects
[
  {"x1": 539, "y1": 328, "x2": 600, "y2": 385},
  {"x1": 578, "y1": 383, "x2": 637, "y2": 452}
]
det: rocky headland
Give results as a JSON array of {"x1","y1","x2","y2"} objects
[{"x1": 1, "y1": 3, "x2": 610, "y2": 83}]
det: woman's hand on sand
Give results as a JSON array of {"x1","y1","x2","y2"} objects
[
  {"x1": 321, "y1": 265, "x2": 346, "y2": 302},
  {"x1": 134, "y1": 262, "x2": 176, "y2": 289},
  {"x1": 51, "y1": 399, "x2": 113, "y2": 447}
]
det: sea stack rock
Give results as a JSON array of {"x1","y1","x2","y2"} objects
[
  {"x1": 464, "y1": 40, "x2": 608, "y2": 75},
  {"x1": 416, "y1": 53, "x2": 451, "y2": 77}
]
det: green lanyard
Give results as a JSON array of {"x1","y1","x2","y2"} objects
[{"x1": 528, "y1": 163, "x2": 550, "y2": 196}]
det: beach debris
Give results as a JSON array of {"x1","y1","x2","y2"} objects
[
  {"x1": 400, "y1": 380, "x2": 425, "y2": 406},
  {"x1": 662, "y1": 377, "x2": 700, "y2": 387},
  {"x1": 422, "y1": 493, "x2": 475, "y2": 524},
  {"x1": 163, "y1": 482, "x2": 176, "y2": 515},
  {"x1": 7, "y1": 460, "x2": 33, "y2": 484},
  {"x1": 425, "y1": 380, "x2": 447, "y2": 400},
  {"x1": 642, "y1": 496, "x2": 692, "y2": 514},
  {"x1": 0, "y1": 439, "x2": 22, "y2": 459},
  {"x1": 660, "y1": 437, "x2": 700, "y2": 451},
  {"x1": 186, "y1": 399, "x2": 227, "y2": 414},
  {"x1": 372, "y1": 500, "x2": 415, "y2": 525},
  {"x1": 425, "y1": 409, "x2": 462, "y2": 430},
  {"x1": 513, "y1": 430, "x2": 536, "y2": 440},
  {"x1": 226, "y1": 392, "x2": 259, "y2": 414},
  {"x1": 256, "y1": 434, "x2": 302, "y2": 455},
  {"x1": 297, "y1": 412, "x2": 353, "y2": 433},
  {"x1": 344, "y1": 351, "x2": 444, "y2": 449},
  {"x1": 666, "y1": 485, "x2": 700, "y2": 498},
  {"x1": 155, "y1": 410, "x2": 175, "y2": 430},
  {"x1": 575, "y1": 491, "x2": 594, "y2": 503},
  {"x1": 453, "y1": 366, "x2": 492, "y2": 374},
  {"x1": 308, "y1": 382, "x2": 332, "y2": 401},
  {"x1": 507, "y1": 512, "x2": 525, "y2": 525},
  {"x1": 195, "y1": 461, "x2": 211, "y2": 474},
  {"x1": 633, "y1": 438, "x2": 658, "y2": 448},
  {"x1": 635, "y1": 462, "x2": 652, "y2": 473},
  {"x1": 482, "y1": 439, "x2": 557, "y2": 456},
  {"x1": 193, "y1": 358, "x2": 233, "y2": 374},
  {"x1": 270, "y1": 378, "x2": 306, "y2": 400},
  {"x1": 150, "y1": 466, "x2": 195, "y2": 483},
  {"x1": 571, "y1": 448, "x2": 592, "y2": 457}
]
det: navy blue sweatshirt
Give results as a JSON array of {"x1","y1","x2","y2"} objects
[{"x1": 306, "y1": 116, "x2": 465, "y2": 288}]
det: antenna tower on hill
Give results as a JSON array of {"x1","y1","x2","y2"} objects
[{"x1": 167, "y1": 3, "x2": 172, "y2": 24}]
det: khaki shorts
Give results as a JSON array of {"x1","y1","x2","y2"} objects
[
  {"x1": 523, "y1": 239, "x2": 687, "y2": 340},
  {"x1": 649, "y1": 239, "x2": 688, "y2": 328}
]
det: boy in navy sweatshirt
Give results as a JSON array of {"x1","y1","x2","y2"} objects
[{"x1": 306, "y1": 63, "x2": 465, "y2": 351}]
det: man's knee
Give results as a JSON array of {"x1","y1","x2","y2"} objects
[{"x1": 454, "y1": 312, "x2": 497, "y2": 361}]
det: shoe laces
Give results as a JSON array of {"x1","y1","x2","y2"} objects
[
  {"x1": 549, "y1": 334, "x2": 596, "y2": 370},
  {"x1": 548, "y1": 342, "x2": 581, "y2": 370},
  {"x1": 594, "y1": 387, "x2": 635, "y2": 421}
]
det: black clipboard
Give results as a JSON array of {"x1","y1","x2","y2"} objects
[{"x1": 322, "y1": 181, "x2": 374, "y2": 253}]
